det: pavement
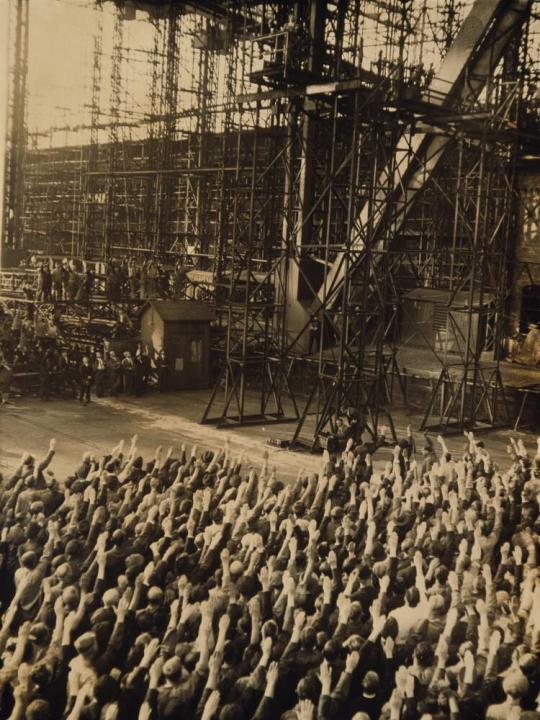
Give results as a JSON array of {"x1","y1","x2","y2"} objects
[{"x1": 0, "y1": 389, "x2": 537, "y2": 483}]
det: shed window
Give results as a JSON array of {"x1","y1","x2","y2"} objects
[{"x1": 191, "y1": 339, "x2": 202, "y2": 363}]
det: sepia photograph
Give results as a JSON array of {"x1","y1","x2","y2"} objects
[{"x1": 1, "y1": 0, "x2": 540, "y2": 718}]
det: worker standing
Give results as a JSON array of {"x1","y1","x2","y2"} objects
[
  {"x1": 78, "y1": 355, "x2": 94, "y2": 405},
  {"x1": 308, "y1": 314, "x2": 321, "y2": 355}
]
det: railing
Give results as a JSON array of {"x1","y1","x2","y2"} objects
[
  {"x1": 0, "y1": 269, "x2": 36, "y2": 296},
  {"x1": 0, "y1": 267, "x2": 215, "y2": 306},
  {"x1": 251, "y1": 30, "x2": 290, "y2": 70}
]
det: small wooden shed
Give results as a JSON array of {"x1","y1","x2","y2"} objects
[{"x1": 140, "y1": 300, "x2": 214, "y2": 390}]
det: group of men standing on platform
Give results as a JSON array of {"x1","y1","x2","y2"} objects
[
  {"x1": 35, "y1": 257, "x2": 93, "y2": 303},
  {"x1": 30, "y1": 255, "x2": 190, "y2": 305},
  {"x1": 65, "y1": 346, "x2": 169, "y2": 405}
]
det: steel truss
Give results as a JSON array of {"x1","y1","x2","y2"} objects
[
  {"x1": 202, "y1": 15, "x2": 297, "y2": 427},
  {"x1": 4, "y1": 0, "x2": 540, "y2": 447},
  {"x1": 2, "y1": 0, "x2": 29, "y2": 253}
]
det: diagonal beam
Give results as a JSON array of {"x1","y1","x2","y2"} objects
[{"x1": 315, "y1": 0, "x2": 532, "y2": 312}]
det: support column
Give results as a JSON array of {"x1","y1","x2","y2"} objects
[
  {"x1": 284, "y1": 0, "x2": 326, "y2": 353},
  {"x1": 2, "y1": 0, "x2": 29, "y2": 255}
]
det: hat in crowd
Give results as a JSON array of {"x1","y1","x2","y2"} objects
[
  {"x1": 65, "y1": 539, "x2": 82, "y2": 557},
  {"x1": 6, "y1": 525, "x2": 24, "y2": 545},
  {"x1": 21, "y1": 550, "x2": 37, "y2": 568},
  {"x1": 74, "y1": 632, "x2": 97, "y2": 655},
  {"x1": 111, "y1": 529, "x2": 126, "y2": 546},
  {"x1": 26, "y1": 699, "x2": 51, "y2": 720},
  {"x1": 50, "y1": 555, "x2": 66, "y2": 571},
  {"x1": 236, "y1": 575, "x2": 258, "y2": 599},
  {"x1": 429, "y1": 594, "x2": 446, "y2": 616},
  {"x1": 125, "y1": 553, "x2": 145, "y2": 571},
  {"x1": 103, "y1": 589, "x2": 120, "y2": 607},
  {"x1": 358, "y1": 564, "x2": 371, "y2": 581},
  {"x1": 229, "y1": 560, "x2": 244, "y2": 577},
  {"x1": 148, "y1": 586, "x2": 164, "y2": 604},
  {"x1": 62, "y1": 586, "x2": 79, "y2": 605},
  {"x1": 362, "y1": 670, "x2": 380, "y2": 694},
  {"x1": 135, "y1": 633, "x2": 153, "y2": 647},
  {"x1": 393, "y1": 511, "x2": 409, "y2": 527},
  {"x1": 502, "y1": 671, "x2": 529, "y2": 698},
  {"x1": 162, "y1": 656, "x2": 183, "y2": 678},
  {"x1": 382, "y1": 616, "x2": 399, "y2": 640},
  {"x1": 70, "y1": 480, "x2": 88, "y2": 495}
]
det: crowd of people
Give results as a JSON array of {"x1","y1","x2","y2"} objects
[
  {"x1": 73, "y1": 346, "x2": 168, "y2": 402},
  {"x1": 22, "y1": 256, "x2": 190, "y2": 305},
  {"x1": 103, "y1": 258, "x2": 188, "y2": 303},
  {"x1": 0, "y1": 302, "x2": 168, "y2": 404},
  {"x1": 0, "y1": 424, "x2": 539, "y2": 719},
  {"x1": 33, "y1": 259, "x2": 94, "y2": 304},
  {"x1": 0, "y1": 303, "x2": 61, "y2": 403}
]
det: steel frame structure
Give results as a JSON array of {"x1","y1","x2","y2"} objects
[
  {"x1": 2, "y1": 0, "x2": 29, "y2": 253},
  {"x1": 3, "y1": 0, "x2": 540, "y2": 447}
]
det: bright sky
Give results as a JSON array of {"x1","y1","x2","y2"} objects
[
  {"x1": 16, "y1": 0, "x2": 160, "y2": 148},
  {"x1": 27, "y1": 0, "x2": 97, "y2": 139},
  {"x1": 2, "y1": 0, "x2": 540, "y2": 152}
]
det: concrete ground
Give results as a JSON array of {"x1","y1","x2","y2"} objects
[{"x1": 0, "y1": 389, "x2": 537, "y2": 483}]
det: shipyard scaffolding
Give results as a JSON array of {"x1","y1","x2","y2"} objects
[
  {"x1": 2, "y1": 0, "x2": 540, "y2": 446},
  {"x1": 202, "y1": 0, "x2": 535, "y2": 445},
  {"x1": 2, "y1": 0, "x2": 29, "y2": 253}
]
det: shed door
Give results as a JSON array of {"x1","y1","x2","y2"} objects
[{"x1": 169, "y1": 330, "x2": 205, "y2": 388}]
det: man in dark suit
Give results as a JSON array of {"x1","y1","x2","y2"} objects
[{"x1": 78, "y1": 355, "x2": 94, "y2": 405}]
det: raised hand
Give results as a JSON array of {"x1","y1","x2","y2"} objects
[
  {"x1": 322, "y1": 575, "x2": 333, "y2": 604},
  {"x1": 370, "y1": 613, "x2": 387, "y2": 639},
  {"x1": 296, "y1": 699, "x2": 314, "y2": 720},
  {"x1": 260, "y1": 636, "x2": 273, "y2": 664},
  {"x1": 258, "y1": 565, "x2": 270, "y2": 592},
  {"x1": 117, "y1": 595, "x2": 130, "y2": 622},
  {"x1": 218, "y1": 614, "x2": 230, "y2": 636},
  {"x1": 345, "y1": 650, "x2": 360, "y2": 673},
  {"x1": 201, "y1": 690, "x2": 220, "y2": 720},
  {"x1": 387, "y1": 531, "x2": 399, "y2": 557},
  {"x1": 149, "y1": 657, "x2": 164, "y2": 686},
  {"x1": 382, "y1": 635, "x2": 394, "y2": 659},
  {"x1": 249, "y1": 595, "x2": 261, "y2": 619},
  {"x1": 337, "y1": 593, "x2": 352, "y2": 625},
  {"x1": 318, "y1": 659, "x2": 332, "y2": 695},
  {"x1": 447, "y1": 571, "x2": 459, "y2": 593},
  {"x1": 142, "y1": 637, "x2": 160, "y2": 667},
  {"x1": 395, "y1": 665, "x2": 409, "y2": 696},
  {"x1": 488, "y1": 629, "x2": 501, "y2": 658},
  {"x1": 266, "y1": 661, "x2": 279, "y2": 690},
  {"x1": 294, "y1": 609, "x2": 306, "y2": 630},
  {"x1": 463, "y1": 649, "x2": 475, "y2": 683},
  {"x1": 327, "y1": 550, "x2": 338, "y2": 571}
]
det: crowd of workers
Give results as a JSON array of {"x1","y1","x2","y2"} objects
[
  {"x1": 103, "y1": 258, "x2": 187, "y2": 303},
  {"x1": 0, "y1": 303, "x2": 168, "y2": 405},
  {"x1": 25, "y1": 256, "x2": 189, "y2": 305},
  {"x1": 0, "y1": 424, "x2": 539, "y2": 719}
]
